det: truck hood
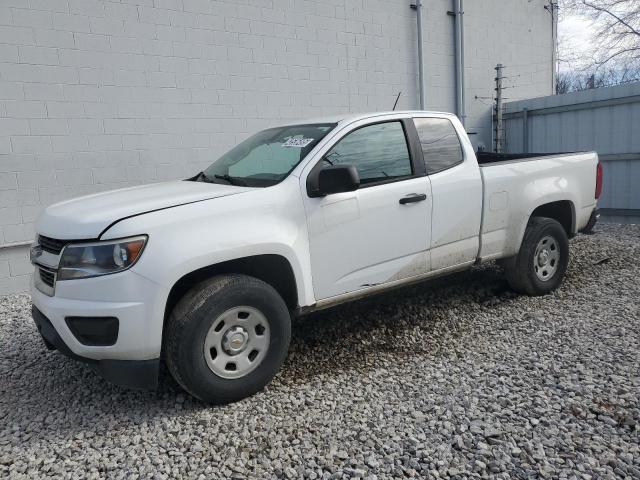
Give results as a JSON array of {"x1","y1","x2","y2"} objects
[{"x1": 36, "y1": 180, "x2": 251, "y2": 239}]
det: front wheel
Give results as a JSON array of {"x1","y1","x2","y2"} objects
[
  {"x1": 502, "y1": 217, "x2": 569, "y2": 296},
  {"x1": 164, "y1": 274, "x2": 291, "y2": 404}
]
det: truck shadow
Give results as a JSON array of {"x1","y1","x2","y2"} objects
[
  {"x1": 284, "y1": 265, "x2": 516, "y2": 382},
  {"x1": 0, "y1": 264, "x2": 524, "y2": 447}
]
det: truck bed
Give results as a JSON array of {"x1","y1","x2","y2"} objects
[{"x1": 477, "y1": 151, "x2": 599, "y2": 261}]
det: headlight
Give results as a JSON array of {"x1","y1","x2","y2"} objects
[{"x1": 58, "y1": 236, "x2": 147, "y2": 280}]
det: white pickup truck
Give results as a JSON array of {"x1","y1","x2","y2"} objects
[{"x1": 30, "y1": 111, "x2": 601, "y2": 403}]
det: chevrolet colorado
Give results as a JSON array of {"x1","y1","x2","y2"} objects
[{"x1": 30, "y1": 111, "x2": 601, "y2": 403}]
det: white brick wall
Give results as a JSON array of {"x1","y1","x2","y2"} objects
[
  {"x1": 0, "y1": 0, "x2": 552, "y2": 295},
  {"x1": 0, "y1": 245, "x2": 31, "y2": 295}
]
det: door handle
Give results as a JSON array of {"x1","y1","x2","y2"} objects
[{"x1": 399, "y1": 193, "x2": 427, "y2": 205}]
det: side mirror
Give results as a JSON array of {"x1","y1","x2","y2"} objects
[{"x1": 308, "y1": 164, "x2": 360, "y2": 197}]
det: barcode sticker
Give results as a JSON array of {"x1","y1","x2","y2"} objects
[{"x1": 282, "y1": 137, "x2": 314, "y2": 148}]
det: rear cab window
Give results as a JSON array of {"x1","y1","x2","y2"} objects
[{"x1": 413, "y1": 117, "x2": 464, "y2": 174}]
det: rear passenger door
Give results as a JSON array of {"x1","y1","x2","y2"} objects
[
  {"x1": 302, "y1": 118, "x2": 432, "y2": 300},
  {"x1": 413, "y1": 116, "x2": 483, "y2": 271}
]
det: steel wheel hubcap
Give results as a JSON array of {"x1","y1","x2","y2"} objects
[
  {"x1": 203, "y1": 306, "x2": 270, "y2": 379},
  {"x1": 533, "y1": 235, "x2": 560, "y2": 281},
  {"x1": 222, "y1": 326, "x2": 249, "y2": 354}
]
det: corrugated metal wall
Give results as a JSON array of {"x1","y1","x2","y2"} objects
[{"x1": 503, "y1": 82, "x2": 640, "y2": 214}]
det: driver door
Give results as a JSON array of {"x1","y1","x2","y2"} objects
[{"x1": 302, "y1": 119, "x2": 432, "y2": 300}]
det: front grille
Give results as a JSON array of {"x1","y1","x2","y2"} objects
[
  {"x1": 38, "y1": 235, "x2": 70, "y2": 255},
  {"x1": 39, "y1": 267, "x2": 55, "y2": 288}
]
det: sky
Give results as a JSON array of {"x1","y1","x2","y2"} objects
[{"x1": 558, "y1": 10, "x2": 594, "y2": 70}]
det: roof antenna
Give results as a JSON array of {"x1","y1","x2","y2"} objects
[{"x1": 392, "y1": 91, "x2": 401, "y2": 111}]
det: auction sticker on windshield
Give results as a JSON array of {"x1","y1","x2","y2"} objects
[{"x1": 282, "y1": 138, "x2": 314, "y2": 148}]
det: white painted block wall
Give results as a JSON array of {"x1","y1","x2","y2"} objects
[{"x1": 0, "y1": 0, "x2": 552, "y2": 295}]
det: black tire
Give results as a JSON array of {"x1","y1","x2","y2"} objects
[
  {"x1": 164, "y1": 274, "x2": 291, "y2": 404},
  {"x1": 503, "y1": 217, "x2": 569, "y2": 296}
]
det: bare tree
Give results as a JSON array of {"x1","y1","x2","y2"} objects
[
  {"x1": 556, "y1": 66, "x2": 640, "y2": 93},
  {"x1": 563, "y1": 0, "x2": 640, "y2": 70},
  {"x1": 556, "y1": 72, "x2": 573, "y2": 94}
]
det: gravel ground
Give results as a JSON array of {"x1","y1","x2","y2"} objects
[{"x1": 1, "y1": 223, "x2": 639, "y2": 479}]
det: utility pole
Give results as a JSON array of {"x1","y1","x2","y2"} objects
[{"x1": 494, "y1": 63, "x2": 504, "y2": 153}]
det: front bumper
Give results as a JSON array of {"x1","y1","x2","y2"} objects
[
  {"x1": 30, "y1": 266, "x2": 169, "y2": 390},
  {"x1": 31, "y1": 267, "x2": 167, "y2": 359},
  {"x1": 32, "y1": 305, "x2": 159, "y2": 390}
]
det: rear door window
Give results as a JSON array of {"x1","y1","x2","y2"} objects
[{"x1": 413, "y1": 118, "x2": 464, "y2": 174}]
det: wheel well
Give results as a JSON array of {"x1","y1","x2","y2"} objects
[
  {"x1": 531, "y1": 200, "x2": 574, "y2": 236},
  {"x1": 164, "y1": 255, "x2": 298, "y2": 322}
]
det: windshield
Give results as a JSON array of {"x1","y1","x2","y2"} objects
[{"x1": 198, "y1": 123, "x2": 336, "y2": 187}]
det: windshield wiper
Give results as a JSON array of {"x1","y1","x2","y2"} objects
[
  {"x1": 213, "y1": 174, "x2": 246, "y2": 186},
  {"x1": 192, "y1": 171, "x2": 246, "y2": 186},
  {"x1": 192, "y1": 171, "x2": 214, "y2": 183}
]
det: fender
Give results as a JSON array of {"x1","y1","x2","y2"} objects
[
  {"x1": 101, "y1": 177, "x2": 317, "y2": 311},
  {"x1": 513, "y1": 198, "x2": 576, "y2": 254}
]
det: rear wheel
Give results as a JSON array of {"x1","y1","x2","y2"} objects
[
  {"x1": 503, "y1": 217, "x2": 569, "y2": 296},
  {"x1": 164, "y1": 274, "x2": 291, "y2": 404}
]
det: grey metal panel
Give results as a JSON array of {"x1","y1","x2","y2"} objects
[
  {"x1": 599, "y1": 153, "x2": 640, "y2": 161},
  {"x1": 628, "y1": 159, "x2": 640, "y2": 209},
  {"x1": 503, "y1": 82, "x2": 640, "y2": 212},
  {"x1": 503, "y1": 94, "x2": 640, "y2": 119},
  {"x1": 504, "y1": 81, "x2": 640, "y2": 114}
]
